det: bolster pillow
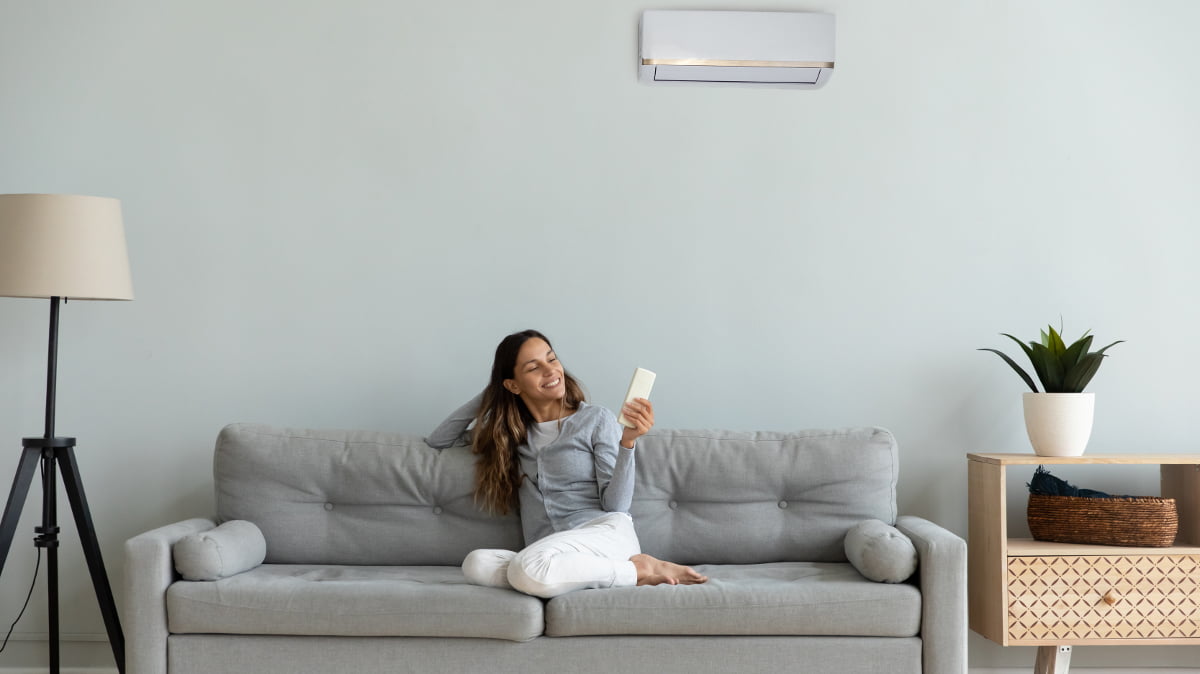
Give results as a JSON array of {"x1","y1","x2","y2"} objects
[
  {"x1": 173, "y1": 519, "x2": 267, "y2": 581},
  {"x1": 844, "y1": 518, "x2": 918, "y2": 583}
]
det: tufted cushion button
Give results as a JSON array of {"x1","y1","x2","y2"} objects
[
  {"x1": 778, "y1": 500, "x2": 788, "y2": 509},
  {"x1": 432, "y1": 506, "x2": 443, "y2": 515},
  {"x1": 323, "y1": 502, "x2": 334, "y2": 511},
  {"x1": 669, "y1": 500, "x2": 678, "y2": 510}
]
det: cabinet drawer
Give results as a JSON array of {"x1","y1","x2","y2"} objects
[{"x1": 1007, "y1": 555, "x2": 1200, "y2": 642}]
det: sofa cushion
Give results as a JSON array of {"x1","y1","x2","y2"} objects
[
  {"x1": 544, "y1": 561, "x2": 920, "y2": 637},
  {"x1": 173, "y1": 520, "x2": 266, "y2": 581},
  {"x1": 631, "y1": 428, "x2": 898, "y2": 564},
  {"x1": 214, "y1": 424, "x2": 523, "y2": 565},
  {"x1": 166, "y1": 564, "x2": 543, "y2": 642}
]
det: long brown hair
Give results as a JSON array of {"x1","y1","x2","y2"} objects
[{"x1": 472, "y1": 329, "x2": 586, "y2": 514}]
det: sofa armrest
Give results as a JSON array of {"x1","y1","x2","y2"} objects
[
  {"x1": 895, "y1": 515, "x2": 966, "y2": 674},
  {"x1": 124, "y1": 518, "x2": 216, "y2": 674}
]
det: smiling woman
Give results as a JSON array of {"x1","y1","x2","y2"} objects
[
  {"x1": 425, "y1": 329, "x2": 706, "y2": 597},
  {"x1": 472, "y1": 330, "x2": 590, "y2": 517}
]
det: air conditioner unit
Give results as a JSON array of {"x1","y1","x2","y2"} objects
[{"x1": 639, "y1": 10, "x2": 835, "y2": 89}]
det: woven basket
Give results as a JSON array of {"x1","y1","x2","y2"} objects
[{"x1": 1027, "y1": 493, "x2": 1179, "y2": 547}]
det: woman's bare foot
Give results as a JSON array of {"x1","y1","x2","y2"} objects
[{"x1": 630, "y1": 553, "x2": 708, "y2": 586}]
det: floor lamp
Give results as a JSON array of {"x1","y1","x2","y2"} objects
[{"x1": 0, "y1": 194, "x2": 132, "y2": 673}]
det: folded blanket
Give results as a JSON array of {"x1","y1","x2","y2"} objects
[{"x1": 1027, "y1": 466, "x2": 1113, "y2": 498}]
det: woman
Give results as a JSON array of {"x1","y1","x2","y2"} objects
[{"x1": 427, "y1": 329, "x2": 707, "y2": 598}]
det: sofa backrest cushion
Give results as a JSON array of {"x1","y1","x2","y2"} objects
[
  {"x1": 215, "y1": 424, "x2": 523, "y2": 565},
  {"x1": 214, "y1": 423, "x2": 898, "y2": 566},
  {"x1": 629, "y1": 427, "x2": 898, "y2": 565}
]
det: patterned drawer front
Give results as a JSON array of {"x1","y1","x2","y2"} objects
[{"x1": 1008, "y1": 555, "x2": 1200, "y2": 641}]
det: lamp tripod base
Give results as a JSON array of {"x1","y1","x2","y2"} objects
[{"x1": 0, "y1": 437, "x2": 125, "y2": 674}]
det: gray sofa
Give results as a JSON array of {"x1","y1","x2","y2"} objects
[{"x1": 123, "y1": 423, "x2": 966, "y2": 674}]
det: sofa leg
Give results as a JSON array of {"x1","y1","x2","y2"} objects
[{"x1": 1034, "y1": 645, "x2": 1071, "y2": 674}]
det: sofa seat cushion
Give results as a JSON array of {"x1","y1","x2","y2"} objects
[
  {"x1": 544, "y1": 562, "x2": 921, "y2": 637},
  {"x1": 167, "y1": 564, "x2": 543, "y2": 641}
]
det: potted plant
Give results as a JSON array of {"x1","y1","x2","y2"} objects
[{"x1": 980, "y1": 324, "x2": 1123, "y2": 456}]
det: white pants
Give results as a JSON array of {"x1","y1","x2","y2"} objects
[{"x1": 462, "y1": 512, "x2": 641, "y2": 598}]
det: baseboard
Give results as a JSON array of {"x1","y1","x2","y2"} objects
[
  {"x1": 0, "y1": 637, "x2": 120, "y2": 671},
  {"x1": 0, "y1": 666, "x2": 117, "y2": 671}
]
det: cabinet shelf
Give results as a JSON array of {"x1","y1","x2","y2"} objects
[
  {"x1": 1006, "y1": 537, "x2": 1200, "y2": 557},
  {"x1": 970, "y1": 452, "x2": 1200, "y2": 465}
]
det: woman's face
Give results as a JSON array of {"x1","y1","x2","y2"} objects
[{"x1": 504, "y1": 337, "x2": 565, "y2": 404}]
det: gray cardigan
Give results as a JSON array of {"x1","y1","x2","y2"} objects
[{"x1": 426, "y1": 395, "x2": 636, "y2": 544}]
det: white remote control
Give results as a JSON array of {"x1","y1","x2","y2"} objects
[{"x1": 617, "y1": 367, "x2": 656, "y2": 428}]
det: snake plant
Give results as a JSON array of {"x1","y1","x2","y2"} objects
[{"x1": 980, "y1": 324, "x2": 1123, "y2": 393}]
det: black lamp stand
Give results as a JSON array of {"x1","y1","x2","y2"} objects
[{"x1": 0, "y1": 297, "x2": 124, "y2": 673}]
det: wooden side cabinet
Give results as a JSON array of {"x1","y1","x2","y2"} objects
[{"x1": 968, "y1": 453, "x2": 1200, "y2": 673}]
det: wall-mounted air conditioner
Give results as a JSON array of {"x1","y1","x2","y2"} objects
[{"x1": 639, "y1": 10, "x2": 835, "y2": 89}]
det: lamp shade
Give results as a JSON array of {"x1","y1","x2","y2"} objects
[{"x1": 0, "y1": 194, "x2": 133, "y2": 300}]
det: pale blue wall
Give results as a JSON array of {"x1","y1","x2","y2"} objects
[{"x1": 2, "y1": 1, "x2": 1198, "y2": 669}]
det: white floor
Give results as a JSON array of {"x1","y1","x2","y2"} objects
[
  {"x1": 2, "y1": 662, "x2": 1200, "y2": 666},
  {"x1": 14, "y1": 662, "x2": 1200, "y2": 666},
  {"x1": 974, "y1": 670, "x2": 1200, "y2": 673},
  {"x1": 14, "y1": 655, "x2": 1188, "y2": 672}
]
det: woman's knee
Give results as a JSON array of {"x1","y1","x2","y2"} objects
[{"x1": 507, "y1": 549, "x2": 558, "y2": 598}]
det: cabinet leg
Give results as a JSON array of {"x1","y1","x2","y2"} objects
[{"x1": 1034, "y1": 645, "x2": 1072, "y2": 674}]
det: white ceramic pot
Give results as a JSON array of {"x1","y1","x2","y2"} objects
[{"x1": 1022, "y1": 392, "x2": 1095, "y2": 457}]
